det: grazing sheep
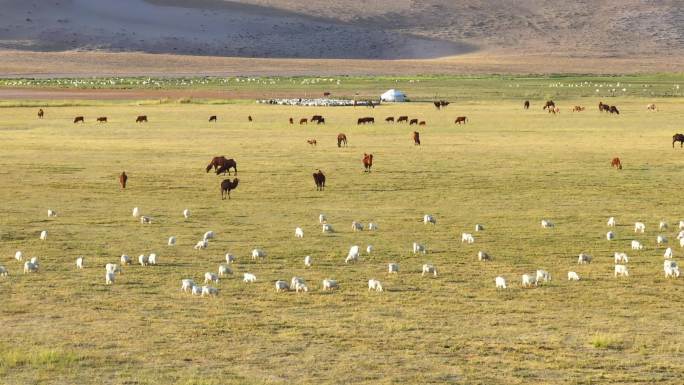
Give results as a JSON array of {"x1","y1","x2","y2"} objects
[
  {"x1": 461, "y1": 233, "x2": 475, "y2": 244},
  {"x1": 138, "y1": 254, "x2": 149, "y2": 266},
  {"x1": 76, "y1": 256, "x2": 84, "y2": 269},
  {"x1": 388, "y1": 263, "x2": 399, "y2": 274},
  {"x1": 322, "y1": 224, "x2": 333, "y2": 233},
  {"x1": 541, "y1": 220, "x2": 554, "y2": 228},
  {"x1": 319, "y1": 214, "x2": 327, "y2": 223},
  {"x1": 657, "y1": 235, "x2": 668, "y2": 245},
  {"x1": 132, "y1": 207, "x2": 140, "y2": 218},
  {"x1": 39, "y1": 230, "x2": 48, "y2": 240},
  {"x1": 477, "y1": 251, "x2": 491, "y2": 261},
  {"x1": 203, "y1": 231, "x2": 215, "y2": 241},
  {"x1": 148, "y1": 253, "x2": 157, "y2": 265},
  {"x1": 660, "y1": 221, "x2": 668, "y2": 230},
  {"x1": 475, "y1": 224, "x2": 484, "y2": 232},
  {"x1": 243, "y1": 273, "x2": 257, "y2": 283},
  {"x1": 680, "y1": 238, "x2": 684, "y2": 249},
  {"x1": 368, "y1": 279, "x2": 383, "y2": 292},
  {"x1": 225, "y1": 253, "x2": 235, "y2": 264},
  {"x1": 194, "y1": 240, "x2": 208, "y2": 250},
  {"x1": 140, "y1": 216, "x2": 152, "y2": 224},
  {"x1": 322, "y1": 279, "x2": 338, "y2": 291},
  {"x1": 251, "y1": 249, "x2": 266, "y2": 259},
  {"x1": 535, "y1": 270, "x2": 551, "y2": 284},
  {"x1": 366, "y1": 245, "x2": 373, "y2": 254},
  {"x1": 578, "y1": 253, "x2": 592, "y2": 264},
  {"x1": 295, "y1": 227, "x2": 304, "y2": 238},
  {"x1": 664, "y1": 260, "x2": 680, "y2": 278},
  {"x1": 495, "y1": 276, "x2": 507, "y2": 289},
  {"x1": 423, "y1": 214, "x2": 436, "y2": 225},
  {"x1": 218, "y1": 264, "x2": 232, "y2": 276},
  {"x1": 105, "y1": 263, "x2": 121, "y2": 274},
  {"x1": 191, "y1": 285, "x2": 203, "y2": 296},
  {"x1": 168, "y1": 236, "x2": 176, "y2": 246},
  {"x1": 521, "y1": 274, "x2": 535, "y2": 288},
  {"x1": 421, "y1": 264, "x2": 438, "y2": 277},
  {"x1": 413, "y1": 242, "x2": 427, "y2": 254},
  {"x1": 634, "y1": 222, "x2": 646, "y2": 233},
  {"x1": 120, "y1": 254, "x2": 131, "y2": 265},
  {"x1": 295, "y1": 281, "x2": 309, "y2": 293},
  {"x1": 183, "y1": 209, "x2": 191, "y2": 219},
  {"x1": 368, "y1": 223, "x2": 378, "y2": 231},
  {"x1": 606, "y1": 231, "x2": 615, "y2": 240},
  {"x1": 14, "y1": 251, "x2": 23, "y2": 262},
  {"x1": 614, "y1": 252, "x2": 629, "y2": 263},
  {"x1": 677, "y1": 231, "x2": 684, "y2": 240},
  {"x1": 204, "y1": 272, "x2": 219, "y2": 284},
  {"x1": 346, "y1": 246, "x2": 360, "y2": 263},
  {"x1": 568, "y1": 271, "x2": 580, "y2": 281},
  {"x1": 30, "y1": 257, "x2": 38, "y2": 265},
  {"x1": 275, "y1": 280, "x2": 290, "y2": 292},
  {"x1": 0, "y1": 266, "x2": 8, "y2": 277},
  {"x1": 105, "y1": 271, "x2": 115, "y2": 284},
  {"x1": 181, "y1": 279, "x2": 195, "y2": 292},
  {"x1": 631, "y1": 240, "x2": 643, "y2": 250},
  {"x1": 47, "y1": 209, "x2": 57, "y2": 218},
  {"x1": 607, "y1": 217, "x2": 616, "y2": 227},
  {"x1": 291, "y1": 276, "x2": 306, "y2": 289},
  {"x1": 304, "y1": 255, "x2": 312, "y2": 267},
  {"x1": 24, "y1": 261, "x2": 38, "y2": 273},
  {"x1": 664, "y1": 247, "x2": 673, "y2": 258},
  {"x1": 680, "y1": 220, "x2": 684, "y2": 230},
  {"x1": 352, "y1": 221, "x2": 364, "y2": 232},
  {"x1": 614, "y1": 264, "x2": 629, "y2": 277},
  {"x1": 201, "y1": 286, "x2": 219, "y2": 297}
]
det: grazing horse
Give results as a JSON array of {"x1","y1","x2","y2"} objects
[
  {"x1": 37, "y1": 109, "x2": 44, "y2": 119},
  {"x1": 357, "y1": 117, "x2": 374, "y2": 125},
  {"x1": 289, "y1": 117, "x2": 294, "y2": 124},
  {"x1": 543, "y1": 100, "x2": 555, "y2": 110},
  {"x1": 216, "y1": 159, "x2": 238, "y2": 176},
  {"x1": 572, "y1": 106, "x2": 585, "y2": 112},
  {"x1": 454, "y1": 116, "x2": 467, "y2": 124},
  {"x1": 311, "y1": 115, "x2": 323, "y2": 123},
  {"x1": 433, "y1": 100, "x2": 450, "y2": 109},
  {"x1": 647, "y1": 104, "x2": 657, "y2": 112},
  {"x1": 418, "y1": 121, "x2": 426, "y2": 126},
  {"x1": 119, "y1": 171, "x2": 128, "y2": 189},
  {"x1": 397, "y1": 116, "x2": 409, "y2": 123},
  {"x1": 337, "y1": 133, "x2": 347, "y2": 148},
  {"x1": 206, "y1": 156, "x2": 227, "y2": 173},
  {"x1": 316, "y1": 118, "x2": 325, "y2": 124},
  {"x1": 300, "y1": 118, "x2": 308, "y2": 125},
  {"x1": 136, "y1": 115, "x2": 147, "y2": 123},
  {"x1": 385, "y1": 117, "x2": 394, "y2": 123},
  {"x1": 673, "y1": 134, "x2": 684, "y2": 148},
  {"x1": 307, "y1": 139, "x2": 317, "y2": 146},
  {"x1": 220, "y1": 178, "x2": 239, "y2": 200},
  {"x1": 599, "y1": 102, "x2": 611, "y2": 112},
  {"x1": 313, "y1": 170, "x2": 325, "y2": 191},
  {"x1": 609, "y1": 106, "x2": 620, "y2": 115},
  {"x1": 524, "y1": 100, "x2": 530, "y2": 110},
  {"x1": 409, "y1": 119, "x2": 419, "y2": 125},
  {"x1": 209, "y1": 115, "x2": 217, "y2": 122},
  {"x1": 363, "y1": 153, "x2": 373, "y2": 172},
  {"x1": 611, "y1": 157, "x2": 623, "y2": 170},
  {"x1": 73, "y1": 116, "x2": 84, "y2": 123},
  {"x1": 413, "y1": 131, "x2": 420, "y2": 146},
  {"x1": 548, "y1": 107, "x2": 560, "y2": 114},
  {"x1": 97, "y1": 117, "x2": 107, "y2": 123},
  {"x1": 248, "y1": 115, "x2": 253, "y2": 122}
]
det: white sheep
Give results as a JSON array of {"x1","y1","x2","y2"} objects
[
  {"x1": 607, "y1": 217, "x2": 616, "y2": 227},
  {"x1": 47, "y1": 209, "x2": 57, "y2": 218},
  {"x1": 680, "y1": 220, "x2": 684, "y2": 230},
  {"x1": 319, "y1": 214, "x2": 327, "y2": 223},
  {"x1": 203, "y1": 231, "x2": 215, "y2": 241},
  {"x1": 39, "y1": 230, "x2": 48, "y2": 240},
  {"x1": 168, "y1": 236, "x2": 176, "y2": 246},
  {"x1": 138, "y1": 254, "x2": 149, "y2": 266},
  {"x1": 291, "y1": 276, "x2": 306, "y2": 289},
  {"x1": 23, "y1": 261, "x2": 38, "y2": 274},
  {"x1": 680, "y1": 238, "x2": 684, "y2": 248},
  {"x1": 304, "y1": 255, "x2": 312, "y2": 267},
  {"x1": 351, "y1": 221, "x2": 364, "y2": 232},
  {"x1": 659, "y1": 221, "x2": 668, "y2": 230},
  {"x1": 295, "y1": 281, "x2": 309, "y2": 293},
  {"x1": 368, "y1": 279, "x2": 383, "y2": 292},
  {"x1": 567, "y1": 271, "x2": 580, "y2": 281},
  {"x1": 322, "y1": 224, "x2": 333, "y2": 233},
  {"x1": 388, "y1": 263, "x2": 399, "y2": 274},
  {"x1": 413, "y1": 242, "x2": 426, "y2": 254},
  {"x1": 614, "y1": 264, "x2": 629, "y2": 277},
  {"x1": 421, "y1": 264, "x2": 437, "y2": 277},
  {"x1": 475, "y1": 224, "x2": 484, "y2": 232},
  {"x1": 181, "y1": 279, "x2": 195, "y2": 292},
  {"x1": 295, "y1": 227, "x2": 304, "y2": 238},
  {"x1": 346, "y1": 245, "x2": 360, "y2": 263},
  {"x1": 423, "y1": 214, "x2": 436, "y2": 225},
  {"x1": 578, "y1": 253, "x2": 592, "y2": 264},
  {"x1": 461, "y1": 233, "x2": 475, "y2": 244},
  {"x1": 140, "y1": 216, "x2": 152, "y2": 224},
  {"x1": 243, "y1": 273, "x2": 257, "y2": 283},
  {"x1": 14, "y1": 251, "x2": 23, "y2": 262},
  {"x1": 614, "y1": 252, "x2": 629, "y2": 263},
  {"x1": 664, "y1": 260, "x2": 680, "y2": 278},
  {"x1": 30, "y1": 257, "x2": 38, "y2": 265},
  {"x1": 132, "y1": 207, "x2": 140, "y2": 218},
  {"x1": 477, "y1": 251, "x2": 491, "y2": 261},
  {"x1": 194, "y1": 240, "x2": 208, "y2": 250},
  {"x1": 251, "y1": 249, "x2": 266, "y2": 259},
  {"x1": 201, "y1": 286, "x2": 219, "y2": 297},
  {"x1": 148, "y1": 253, "x2": 157, "y2": 265},
  {"x1": 204, "y1": 272, "x2": 219, "y2": 284},
  {"x1": 76, "y1": 256, "x2": 84, "y2": 269},
  {"x1": 541, "y1": 219, "x2": 554, "y2": 228},
  {"x1": 275, "y1": 280, "x2": 290, "y2": 292},
  {"x1": 606, "y1": 231, "x2": 615, "y2": 240},
  {"x1": 183, "y1": 209, "x2": 191, "y2": 219},
  {"x1": 105, "y1": 263, "x2": 121, "y2": 274},
  {"x1": 105, "y1": 271, "x2": 115, "y2": 284},
  {"x1": 368, "y1": 222, "x2": 378, "y2": 231},
  {"x1": 677, "y1": 231, "x2": 684, "y2": 240},
  {"x1": 535, "y1": 270, "x2": 551, "y2": 284},
  {"x1": 664, "y1": 247, "x2": 673, "y2": 258},
  {"x1": 634, "y1": 222, "x2": 645, "y2": 233},
  {"x1": 191, "y1": 285, "x2": 203, "y2": 296},
  {"x1": 366, "y1": 245, "x2": 373, "y2": 254},
  {"x1": 322, "y1": 279, "x2": 338, "y2": 291},
  {"x1": 120, "y1": 254, "x2": 132, "y2": 265},
  {"x1": 631, "y1": 240, "x2": 643, "y2": 250},
  {"x1": 218, "y1": 264, "x2": 232, "y2": 276},
  {"x1": 521, "y1": 274, "x2": 535, "y2": 288},
  {"x1": 495, "y1": 276, "x2": 506, "y2": 289},
  {"x1": 225, "y1": 253, "x2": 235, "y2": 264},
  {"x1": 657, "y1": 235, "x2": 667, "y2": 245},
  {"x1": 0, "y1": 266, "x2": 8, "y2": 277}
]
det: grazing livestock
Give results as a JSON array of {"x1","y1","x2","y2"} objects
[
  {"x1": 413, "y1": 243, "x2": 427, "y2": 254},
  {"x1": 614, "y1": 252, "x2": 629, "y2": 264},
  {"x1": 39, "y1": 230, "x2": 48, "y2": 240},
  {"x1": 73, "y1": 116, "x2": 84, "y2": 123},
  {"x1": 220, "y1": 178, "x2": 239, "y2": 200},
  {"x1": 363, "y1": 153, "x2": 373, "y2": 172},
  {"x1": 660, "y1": 221, "x2": 668, "y2": 230},
  {"x1": 0, "y1": 266, "x2": 8, "y2": 277},
  {"x1": 397, "y1": 116, "x2": 409, "y2": 123},
  {"x1": 203, "y1": 231, "x2": 215, "y2": 241},
  {"x1": 295, "y1": 227, "x2": 304, "y2": 238},
  {"x1": 183, "y1": 209, "x2": 190, "y2": 219},
  {"x1": 424, "y1": 214, "x2": 436, "y2": 225},
  {"x1": 138, "y1": 254, "x2": 149, "y2": 266},
  {"x1": 523, "y1": 100, "x2": 530, "y2": 109},
  {"x1": 461, "y1": 233, "x2": 475, "y2": 244},
  {"x1": 475, "y1": 224, "x2": 484, "y2": 231},
  {"x1": 367, "y1": 223, "x2": 378, "y2": 231},
  {"x1": 631, "y1": 240, "x2": 643, "y2": 250},
  {"x1": 611, "y1": 157, "x2": 622, "y2": 170},
  {"x1": 304, "y1": 255, "x2": 312, "y2": 267},
  {"x1": 313, "y1": 170, "x2": 326, "y2": 191},
  {"x1": 664, "y1": 247, "x2": 673, "y2": 258},
  {"x1": 136, "y1": 115, "x2": 147, "y2": 123},
  {"x1": 634, "y1": 222, "x2": 646, "y2": 233},
  {"x1": 607, "y1": 217, "x2": 616, "y2": 227},
  {"x1": 24, "y1": 261, "x2": 38, "y2": 274},
  {"x1": 225, "y1": 253, "x2": 235, "y2": 264},
  {"x1": 140, "y1": 216, "x2": 152, "y2": 224},
  {"x1": 97, "y1": 116, "x2": 107, "y2": 123},
  {"x1": 357, "y1": 117, "x2": 374, "y2": 125},
  {"x1": 204, "y1": 272, "x2": 219, "y2": 284},
  {"x1": 548, "y1": 106, "x2": 560, "y2": 114},
  {"x1": 37, "y1": 109, "x2": 44, "y2": 119},
  {"x1": 148, "y1": 253, "x2": 157, "y2": 265},
  {"x1": 206, "y1": 156, "x2": 232, "y2": 173},
  {"x1": 409, "y1": 119, "x2": 419, "y2": 125},
  {"x1": 385, "y1": 117, "x2": 394, "y2": 123},
  {"x1": 541, "y1": 220, "x2": 554, "y2": 228},
  {"x1": 366, "y1": 245, "x2": 373, "y2": 255},
  {"x1": 568, "y1": 272, "x2": 580, "y2": 281},
  {"x1": 647, "y1": 103, "x2": 657, "y2": 112},
  {"x1": 215, "y1": 159, "x2": 238, "y2": 176},
  {"x1": 251, "y1": 249, "x2": 266, "y2": 260},
  {"x1": 599, "y1": 102, "x2": 611, "y2": 112},
  {"x1": 194, "y1": 240, "x2": 208, "y2": 250},
  {"x1": 673, "y1": 134, "x2": 684, "y2": 148},
  {"x1": 322, "y1": 224, "x2": 333, "y2": 233},
  {"x1": 248, "y1": 115, "x2": 253, "y2": 122},
  {"x1": 307, "y1": 139, "x2": 317, "y2": 146},
  {"x1": 314, "y1": 117, "x2": 325, "y2": 125},
  {"x1": 47, "y1": 209, "x2": 57, "y2": 218},
  {"x1": 478, "y1": 251, "x2": 491, "y2": 261},
  {"x1": 664, "y1": 260, "x2": 680, "y2": 278},
  {"x1": 609, "y1": 106, "x2": 620, "y2": 115},
  {"x1": 181, "y1": 279, "x2": 195, "y2": 292},
  {"x1": 132, "y1": 207, "x2": 140, "y2": 218},
  {"x1": 607, "y1": 231, "x2": 615, "y2": 240},
  {"x1": 201, "y1": 286, "x2": 219, "y2": 297},
  {"x1": 454, "y1": 116, "x2": 467, "y2": 124},
  {"x1": 300, "y1": 118, "x2": 308, "y2": 125},
  {"x1": 521, "y1": 274, "x2": 535, "y2": 288},
  {"x1": 191, "y1": 285, "x2": 202, "y2": 296},
  {"x1": 368, "y1": 279, "x2": 383, "y2": 292},
  {"x1": 572, "y1": 106, "x2": 585, "y2": 112},
  {"x1": 76, "y1": 256, "x2": 84, "y2": 269},
  {"x1": 614, "y1": 264, "x2": 629, "y2": 277},
  {"x1": 337, "y1": 133, "x2": 348, "y2": 148},
  {"x1": 535, "y1": 270, "x2": 551, "y2": 284},
  {"x1": 657, "y1": 235, "x2": 668, "y2": 245},
  {"x1": 319, "y1": 214, "x2": 327, "y2": 223},
  {"x1": 413, "y1": 131, "x2": 420, "y2": 145},
  {"x1": 418, "y1": 121, "x2": 426, "y2": 126},
  {"x1": 346, "y1": 245, "x2": 360, "y2": 263},
  {"x1": 679, "y1": 230, "x2": 684, "y2": 240},
  {"x1": 495, "y1": 276, "x2": 507, "y2": 289},
  {"x1": 275, "y1": 280, "x2": 290, "y2": 292},
  {"x1": 209, "y1": 115, "x2": 217, "y2": 122},
  {"x1": 352, "y1": 221, "x2": 363, "y2": 232},
  {"x1": 433, "y1": 100, "x2": 450, "y2": 109},
  {"x1": 14, "y1": 251, "x2": 23, "y2": 262},
  {"x1": 119, "y1": 172, "x2": 128, "y2": 189},
  {"x1": 120, "y1": 255, "x2": 131, "y2": 265},
  {"x1": 578, "y1": 253, "x2": 592, "y2": 264},
  {"x1": 243, "y1": 273, "x2": 257, "y2": 283},
  {"x1": 322, "y1": 279, "x2": 338, "y2": 291},
  {"x1": 105, "y1": 271, "x2": 115, "y2": 284},
  {"x1": 388, "y1": 263, "x2": 399, "y2": 274},
  {"x1": 289, "y1": 117, "x2": 294, "y2": 124},
  {"x1": 543, "y1": 100, "x2": 555, "y2": 110},
  {"x1": 421, "y1": 264, "x2": 437, "y2": 277},
  {"x1": 105, "y1": 263, "x2": 120, "y2": 275},
  {"x1": 295, "y1": 281, "x2": 309, "y2": 293},
  {"x1": 311, "y1": 115, "x2": 324, "y2": 123}
]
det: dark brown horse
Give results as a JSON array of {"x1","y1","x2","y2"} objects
[
  {"x1": 337, "y1": 133, "x2": 347, "y2": 148},
  {"x1": 206, "y1": 156, "x2": 236, "y2": 175},
  {"x1": 220, "y1": 178, "x2": 239, "y2": 200},
  {"x1": 524, "y1": 101, "x2": 530, "y2": 110},
  {"x1": 413, "y1": 131, "x2": 420, "y2": 145},
  {"x1": 543, "y1": 100, "x2": 555, "y2": 110},
  {"x1": 313, "y1": 170, "x2": 325, "y2": 191},
  {"x1": 216, "y1": 159, "x2": 238, "y2": 176},
  {"x1": 289, "y1": 117, "x2": 294, "y2": 124},
  {"x1": 397, "y1": 116, "x2": 408, "y2": 123},
  {"x1": 454, "y1": 116, "x2": 467, "y2": 124},
  {"x1": 609, "y1": 106, "x2": 620, "y2": 115},
  {"x1": 37, "y1": 109, "x2": 44, "y2": 119},
  {"x1": 300, "y1": 118, "x2": 308, "y2": 125},
  {"x1": 611, "y1": 157, "x2": 623, "y2": 170},
  {"x1": 385, "y1": 117, "x2": 394, "y2": 123},
  {"x1": 73, "y1": 116, "x2": 84, "y2": 123},
  {"x1": 433, "y1": 100, "x2": 450, "y2": 109},
  {"x1": 363, "y1": 153, "x2": 373, "y2": 172},
  {"x1": 209, "y1": 115, "x2": 217, "y2": 122},
  {"x1": 673, "y1": 134, "x2": 684, "y2": 148},
  {"x1": 599, "y1": 102, "x2": 611, "y2": 112},
  {"x1": 97, "y1": 117, "x2": 107, "y2": 123},
  {"x1": 357, "y1": 117, "x2": 374, "y2": 125},
  {"x1": 409, "y1": 119, "x2": 419, "y2": 125},
  {"x1": 136, "y1": 115, "x2": 147, "y2": 123},
  {"x1": 248, "y1": 115, "x2": 253, "y2": 122},
  {"x1": 418, "y1": 121, "x2": 426, "y2": 126},
  {"x1": 311, "y1": 115, "x2": 324, "y2": 123},
  {"x1": 119, "y1": 172, "x2": 128, "y2": 189},
  {"x1": 307, "y1": 139, "x2": 317, "y2": 146}
]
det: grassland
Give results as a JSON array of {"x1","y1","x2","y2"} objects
[{"x1": 1, "y1": 93, "x2": 684, "y2": 384}]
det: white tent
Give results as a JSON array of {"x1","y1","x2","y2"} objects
[{"x1": 380, "y1": 89, "x2": 406, "y2": 102}]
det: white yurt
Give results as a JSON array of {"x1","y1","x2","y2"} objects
[{"x1": 380, "y1": 89, "x2": 406, "y2": 102}]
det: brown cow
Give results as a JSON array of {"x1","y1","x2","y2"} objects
[
  {"x1": 209, "y1": 115, "x2": 217, "y2": 122},
  {"x1": 119, "y1": 172, "x2": 128, "y2": 189},
  {"x1": 37, "y1": 109, "x2": 44, "y2": 119},
  {"x1": 385, "y1": 117, "x2": 394, "y2": 123},
  {"x1": 337, "y1": 133, "x2": 347, "y2": 148},
  {"x1": 357, "y1": 117, "x2": 374, "y2": 125},
  {"x1": 397, "y1": 116, "x2": 409, "y2": 123},
  {"x1": 307, "y1": 139, "x2": 317, "y2": 146},
  {"x1": 454, "y1": 116, "x2": 467, "y2": 124},
  {"x1": 673, "y1": 134, "x2": 684, "y2": 148},
  {"x1": 409, "y1": 119, "x2": 418, "y2": 125},
  {"x1": 300, "y1": 118, "x2": 308, "y2": 125},
  {"x1": 363, "y1": 153, "x2": 373, "y2": 172},
  {"x1": 611, "y1": 157, "x2": 622, "y2": 170},
  {"x1": 220, "y1": 178, "x2": 239, "y2": 200},
  {"x1": 313, "y1": 170, "x2": 325, "y2": 191},
  {"x1": 136, "y1": 115, "x2": 147, "y2": 123},
  {"x1": 413, "y1": 131, "x2": 420, "y2": 145},
  {"x1": 73, "y1": 116, "x2": 85, "y2": 123},
  {"x1": 97, "y1": 117, "x2": 108, "y2": 123}
]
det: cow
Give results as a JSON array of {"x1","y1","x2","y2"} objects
[
  {"x1": 409, "y1": 119, "x2": 418, "y2": 125},
  {"x1": 209, "y1": 115, "x2": 217, "y2": 122},
  {"x1": 611, "y1": 157, "x2": 623, "y2": 170},
  {"x1": 673, "y1": 134, "x2": 684, "y2": 148},
  {"x1": 289, "y1": 117, "x2": 294, "y2": 124},
  {"x1": 454, "y1": 116, "x2": 467, "y2": 124},
  {"x1": 119, "y1": 172, "x2": 128, "y2": 189},
  {"x1": 397, "y1": 116, "x2": 409, "y2": 123},
  {"x1": 136, "y1": 115, "x2": 147, "y2": 123},
  {"x1": 543, "y1": 100, "x2": 555, "y2": 110},
  {"x1": 307, "y1": 139, "x2": 317, "y2": 146},
  {"x1": 363, "y1": 153, "x2": 373, "y2": 172},
  {"x1": 385, "y1": 117, "x2": 394, "y2": 123},
  {"x1": 73, "y1": 116, "x2": 85, "y2": 123},
  {"x1": 97, "y1": 117, "x2": 108, "y2": 123},
  {"x1": 300, "y1": 118, "x2": 308, "y2": 125},
  {"x1": 37, "y1": 109, "x2": 44, "y2": 119},
  {"x1": 337, "y1": 133, "x2": 347, "y2": 148}
]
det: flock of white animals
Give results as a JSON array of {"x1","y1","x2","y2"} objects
[{"x1": 0, "y1": 210, "x2": 681, "y2": 294}]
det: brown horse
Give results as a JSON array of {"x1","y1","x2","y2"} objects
[
  {"x1": 220, "y1": 178, "x2": 239, "y2": 200},
  {"x1": 119, "y1": 172, "x2": 128, "y2": 189},
  {"x1": 216, "y1": 159, "x2": 238, "y2": 176},
  {"x1": 37, "y1": 109, "x2": 44, "y2": 119},
  {"x1": 543, "y1": 101, "x2": 555, "y2": 110},
  {"x1": 611, "y1": 157, "x2": 623, "y2": 170},
  {"x1": 307, "y1": 139, "x2": 317, "y2": 146},
  {"x1": 289, "y1": 117, "x2": 294, "y2": 124},
  {"x1": 572, "y1": 106, "x2": 585, "y2": 112},
  {"x1": 311, "y1": 115, "x2": 324, "y2": 123},
  {"x1": 409, "y1": 119, "x2": 418, "y2": 125},
  {"x1": 313, "y1": 170, "x2": 325, "y2": 191},
  {"x1": 385, "y1": 117, "x2": 394, "y2": 123},
  {"x1": 300, "y1": 118, "x2": 308, "y2": 125},
  {"x1": 73, "y1": 116, "x2": 84, "y2": 123},
  {"x1": 455, "y1": 116, "x2": 467, "y2": 124},
  {"x1": 673, "y1": 134, "x2": 684, "y2": 148},
  {"x1": 337, "y1": 133, "x2": 347, "y2": 148},
  {"x1": 609, "y1": 106, "x2": 620, "y2": 115},
  {"x1": 599, "y1": 102, "x2": 611, "y2": 112},
  {"x1": 248, "y1": 115, "x2": 253, "y2": 122},
  {"x1": 413, "y1": 131, "x2": 420, "y2": 145},
  {"x1": 206, "y1": 156, "x2": 236, "y2": 174},
  {"x1": 316, "y1": 118, "x2": 325, "y2": 124},
  {"x1": 136, "y1": 115, "x2": 147, "y2": 123},
  {"x1": 363, "y1": 153, "x2": 373, "y2": 172},
  {"x1": 418, "y1": 121, "x2": 426, "y2": 126},
  {"x1": 357, "y1": 117, "x2": 374, "y2": 125},
  {"x1": 433, "y1": 100, "x2": 450, "y2": 109},
  {"x1": 397, "y1": 116, "x2": 408, "y2": 123},
  {"x1": 209, "y1": 115, "x2": 217, "y2": 122},
  {"x1": 524, "y1": 101, "x2": 530, "y2": 110},
  {"x1": 97, "y1": 117, "x2": 108, "y2": 123}
]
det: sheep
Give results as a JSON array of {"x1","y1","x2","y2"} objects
[
  {"x1": 475, "y1": 224, "x2": 484, "y2": 232},
  {"x1": 218, "y1": 264, "x2": 232, "y2": 276},
  {"x1": 24, "y1": 261, "x2": 38, "y2": 273},
  {"x1": 368, "y1": 279, "x2": 383, "y2": 292},
  {"x1": 183, "y1": 209, "x2": 191, "y2": 219},
  {"x1": 105, "y1": 271, "x2": 115, "y2": 284},
  {"x1": 578, "y1": 253, "x2": 592, "y2": 264},
  {"x1": 607, "y1": 217, "x2": 616, "y2": 227},
  {"x1": 634, "y1": 222, "x2": 646, "y2": 233},
  {"x1": 614, "y1": 264, "x2": 629, "y2": 277},
  {"x1": 181, "y1": 279, "x2": 195, "y2": 292},
  {"x1": 140, "y1": 216, "x2": 152, "y2": 224},
  {"x1": 368, "y1": 222, "x2": 378, "y2": 231},
  {"x1": 677, "y1": 231, "x2": 684, "y2": 240},
  {"x1": 495, "y1": 276, "x2": 506, "y2": 289},
  {"x1": 295, "y1": 281, "x2": 309, "y2": 293},
  {"x1": 657, "y1": 235, "x2": 668, "y2": 245},
  {"x1": 660, "y1": 221, "x2": 668, "y2": 230},
  {"x1": 322, "y1": 224, "x2": 333, "y2": 233},
  {"x1": 251, "y1": 249, "x2": 266, "y2": 259},
  {"x1": 319, "y1": 214, "x2": 327, "y2": 223},
  {"x1": 423, "y1": 214, "x2": 436, "y2": 225},
  {"x1": 225, "y1": 253, "x2": 235, "y2": 264},
  {"x1": 664, "y1": 247, "x2": 673, "y2": 258},
  {"x1": 568, "y1": 271, "x2": 580, "y2": 281},
  {"x1": 243, "y1": 273, "x2": 257, "y2": 283},
  {"x1": 421, "y1": 264, "x2": 437, "y2": 277},
  {"x1": 322, "y1": 279, "x2": 338, "y2": 291},
  {"x1": 194, "y1": 240, "x2": 208, "y2": 250},
  {"x1": 631, "y1": 240, "x2": 643, "y2": 250},
  {"x1": 47, "y1": 209, "x2": 57, "y2": 218},
  {"x1": 30, "y1": 256, "x2": 38, "y2": 265},
  {"x1": 295, "y1": 227, "x2": 304, "y2": 238},
  {"x1": 138, "y1": 254, "x2": 149, "y2": 266},
  {"x1": 168, "y1": 236, "x2": 176, "y2": 246},
  {"x1": 204, "y1": 272, "x2": 219, "y2": 284},
  {"x1": 413, "y1": 242, "x2": 426, "y2": 254},
  {"x1": 535, "y1": 270, "x2": 551, "y2": 284},
  {"x1": 477, "y1": 251, "x2": 491, "y2": 261},
  {"x1": 39, "y1": 230, "x2": 48, "y2": 240},
  {"x1": 461, "y1": 233, "x2": 475, "y2": 244},
  {"x1": 680, "y1": 220, "x2": 684, "y2": 230},
  {"x1": 388, "y1": 263, "x2": 399, "y2": 274},
  {"x1": 291, "y1": 276, "x2": 306, "y2": 289},
  {"x1": 606, "y1": 231, "x2": 615, "y2": 240},
  {"x1": 351, "y1": 221, "x2": 364, "y2": 232},
  {"x1": 120, "y1": 254, "x2": 131, "y2": 265},
  {"x1": 366, "y1": 245, "x2": 373, "y2": 254},
  {"x1": 191, "y1": 285, "x2": 203, "y2": 296},
  {"x1": 105, "y1": 263, "x2": 121, "y2": 274},
  {"x1": 0, "y1": 266, "x2": 8, "y2": 277},
  {"x1": 541, "y1": 219, "x2": 554, "y2": 228},
  {"x1": 664, "y1": 260, "x2": 680, "y2": 278},
  {"x1": 521, "y1": 274, "x2": 535, "y2": 288},
  {"x1": 76, "y1": 256, "x2": 84, "y2": 269},
  {"x1": 203, "y1": 231, "x2": 215, "y2": 241},
  {"x1": 346, "y1": 245, "x2": 360, "y2": 263},
  {"x1": 148, "y1": 253, "x2": 157, "y2": 265},
  {"x1": 304, "y1": 255, "x2": 312, "y2": 267},
  {"x1": 614, "y1": 252, "x2": 629, "y2": 263},
  {"x1": 14, "y1": 251, "x2": 23, "y2": 262},
  {"x1": 275, "y1": 280, "x2": 290, "y2": 292},
  {"x1": 132, "y1": 207, "x2": 140, "y2": 218},
  {"x1": 201, "y1": 286, "x2": 219, "y2": 297}
]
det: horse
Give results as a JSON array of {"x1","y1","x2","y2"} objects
[
  {"x1": 307, "y1": 139, "x2": 317, "y2": 146},
  {"x1": 413, "y1": 131, "x2": 420, "y2": 146},
  {"x1": 311, "y1": 115, "x2": 323, "y2": 123},
  {"x1": 363, "y1": 153, "x2": 373, "y2": 172},
  {"x1": 220, "y1": 178, "x2": 239, "y2": 200},
  {"x1": 543, "y1": 100, "x2": 555, "y2": 110},
  {"x1": 73, "y1": 116, "x2": 84, "y2": 124},
  {"x1": 337, "y1": 133, "x2": 347, "y2": 148},
  {"x1": 673, "y1": 134, "x2": 684, "y2": 148},
  {"x1": 599, "y1": 102, "x2": 611, "y2": 112},
  {"x1": 524, "y1": 101, "x2": 530, "y2": 110},
  {"x1": 323, "y1": 92, "x2": 331, "y2": 97},
  {"x1": 418, "y1": 121, "x2": 426, "y2": 126},
  {"x1": 433, "y1": 100, "x2": 450, "y2": 109},
  {"x1": 97, "y1": 117, "x2": 107, "y2": 123},
  {"x1": 397, "y1": 116, "x2": 409, "y2": 123},
  {"x1": 647, "y1": 104, "x2": 657, "y2": 112},
  {"x1": 37, "y1": 109, "x2": 44, "y2": 119},
  {"x1": 248, "y1": 115, "x2": 253, "y2": 122},
  {"x1": 611, "y1": 157, "x2": 623, "y2": 170},
  {"x1": 409, "y1": 119, "x2": 418, "y2": 125},
  {"x1": 572, "y1": 106, "x2": 585, "y2": 112},
  {"x1": 289, "y1": 118, "x2": 294, "y2": 124},
  {"x1": 206, "y1": 156, "x2": 236, "y2": 175},
  {"x1": 119, "y1": 171, "x2": 128, "y2": 189},
  {"x1": 300, "y1": 118, "x2": 308, "y2": 125},
  {"x1": 357, "y1": 117, "x2": 374, "y2": 125},
  {"x1": 609, "y1": 106, "x2": 620, "y2": 115},
  {"x1": 209, "y1": 115, "x2": 217, "y2": 122},
  {"x1": 454, "y1": 116, "x2": 467, "y2": 124},
  {"x1": 216, "y1": 159, "x2": 238, "y2": 176},
  {"x1": 313, "y1": 170, "x2": 325, "y2": 191},
  {"x1": 385, "y1": 117, "x2": 394, "y2": 123},
  {"x1": 136, "y1": 115, "x2": 147, "y2": 123},
  {"x1": 548, "y1": 107, "x2": 560, "y2": 114},
  {"x1": 316, "y1": 118, "x2": 325, "y2": 124}
]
